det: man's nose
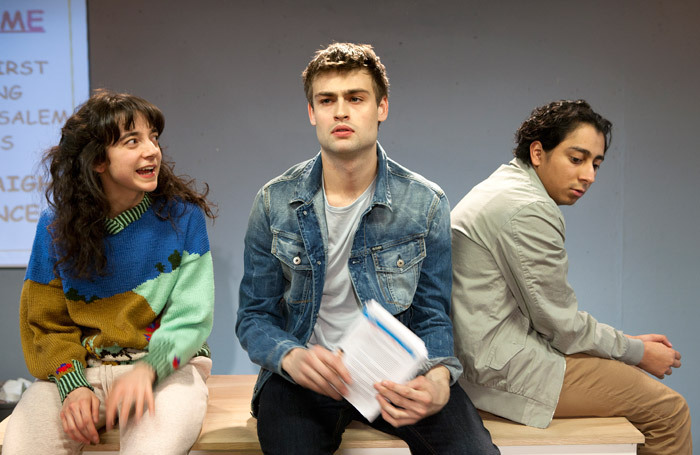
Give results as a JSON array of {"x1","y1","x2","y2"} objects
[
  {"x1": 334, "y1": 100, "x2": 348, "y2": 120},
  {"x1": 580, "y1": 163, "x2": 596, "y2": 184}
]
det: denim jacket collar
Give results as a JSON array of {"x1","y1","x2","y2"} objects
[{"x1": 291, "y1": 142, "x2": 392, "y2": 210}]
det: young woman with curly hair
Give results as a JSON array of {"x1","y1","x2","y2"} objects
[{"x1": 4, "y1": 90, "x2": 215, "y2": 454}]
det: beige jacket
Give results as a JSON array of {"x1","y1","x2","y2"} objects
[{"x1": 450, "y1": 158, "x2": 643, "y2": 428}]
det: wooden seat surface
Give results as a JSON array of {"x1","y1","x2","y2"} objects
[{"x1": 0, "y1": 374, "x2": 644, "y2": 452}]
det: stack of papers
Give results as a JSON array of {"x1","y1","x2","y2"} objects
[{"x1": 337, "y1": 300, "x2": 428, "y2": 421}]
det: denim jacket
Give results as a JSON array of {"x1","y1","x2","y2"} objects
[{"x1": 237, "y1": 144, "x2": 462, "y2": 414}]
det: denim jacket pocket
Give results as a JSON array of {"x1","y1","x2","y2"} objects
[
  {"x1": 272, "y1": 230, "x2": 312, "y2": 304},
  {"x1": 372, "y1": 235, "x2": 426, "y2": 311}
]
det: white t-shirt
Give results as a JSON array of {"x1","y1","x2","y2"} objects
[{"x1": 308, "y1": 178, "x2": 376, "y2": 350}]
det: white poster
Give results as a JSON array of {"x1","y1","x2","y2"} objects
[{"x1": 0, "y1": 0, "x2": 89, "y2": 267}]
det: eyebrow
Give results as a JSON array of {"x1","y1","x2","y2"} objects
[
  {"x1": 119, "y1": 131, "x2": 139, "y2": 142},
  {"x1": 570, "y1": 146, "x2": 605, "y2": 161},
  {"x1": 314, "y1": 88, "x2": 371, "y2": 99},
  {"x1": 118, "y1": 127, "x2": 157, "y2": 142}
]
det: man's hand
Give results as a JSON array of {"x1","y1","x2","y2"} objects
[
  {"x1": 60, "y1": 387, "x2": 101, "y2": 444},
  {"x1": 627, "y1": 333, "x2": 673, "y2": 348},
  {"x1": 373, "y1": 365, "x2": 451, "y2": 427},
  {"x1": 628, "y1": 334, "x2": 681, "y2": 379},
  {"x1": 281, "y1": 345, "x2": 351, "y2": 400},
  {"x1": 105, "y1": 363, "x2": 156, "y2": 430}
]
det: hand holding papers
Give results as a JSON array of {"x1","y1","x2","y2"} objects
[{"x1": 336, "y1": 300, "x2": 428, "y2": 421}]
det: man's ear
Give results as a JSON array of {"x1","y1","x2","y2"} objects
[
  {"x1": 308, "y1": 102, "x2": 316, "y2": 126},
  {"x1": 377, "y1": 96, "x2": 388, "y2": 122},
  {"x1": 530, "y1": 141, "x2": 544, "y2": 167}
]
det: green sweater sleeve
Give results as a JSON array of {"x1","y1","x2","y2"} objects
[{"x1": 137, "y1": 208, "x2": 215, "y2": 382}]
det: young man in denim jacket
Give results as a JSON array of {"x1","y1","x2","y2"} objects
[
  {"x1": 237, "y1": 43, "x2": 498, "y2": 454},
  {"x1": 451, "y1": 100, "x2": 691, "y2": 455}
]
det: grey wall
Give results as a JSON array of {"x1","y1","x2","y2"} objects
[{"x1": 1, "y1": 0, "x2": 697, "y2": 444}]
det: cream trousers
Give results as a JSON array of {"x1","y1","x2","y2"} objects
[{"x1": 3, "y1": 356, "x2": 211, "y2": 455}]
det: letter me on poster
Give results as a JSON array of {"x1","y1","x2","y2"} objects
[{"x1": 0, "y1": 1, "x2": 88, "y2": 267}]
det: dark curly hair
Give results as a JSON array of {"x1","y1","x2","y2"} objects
[
  {"x1": 42, "y1": 89, "x2": 215, "y2": 279},
  {"x1": 514, "y1": 99, "x2": 612, "y2": 165},
  {"x1": 302, "y1": 42, "x2": 390, "y2": 106}
]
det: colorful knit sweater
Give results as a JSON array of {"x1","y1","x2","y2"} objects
[{"x1": 19, "y1": 195, "x2": 214, "y2": 401}]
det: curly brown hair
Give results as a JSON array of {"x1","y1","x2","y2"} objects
[
  {"x1": 42, "y1": 89, "x2": 215, "y2": 279},
  {"x1": 514, "y1": 99, "x2": 612, "y2": 165},
  {"x1": 302, "y1": 42, "x2": 390, "y2": 106}
]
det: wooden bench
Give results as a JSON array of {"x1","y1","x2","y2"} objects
[{"x1": 0, "y1": 375, "x2": 644, "y2": 454}]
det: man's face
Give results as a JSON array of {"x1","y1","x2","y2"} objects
[
  {"x1": 531, "y1": 123, "x2": 605, "y2": 205},
  {"x1": 307, "y1": 69, "x2": 388, "y2": 159}
]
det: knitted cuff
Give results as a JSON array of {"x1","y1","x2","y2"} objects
[
  {"x1": 140, "y1": 342, "x2": 175, "y2": 385},
  {"x1": 193, "y1": 342, "x2": 211, "y2": 358},
  {"x1": 52, "y1": 361, "x2": 94, "y2": 402}
]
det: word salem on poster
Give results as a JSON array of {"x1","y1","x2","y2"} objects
[{"x1": 0, "y1": 2, "x2": 88, "y2": 267}]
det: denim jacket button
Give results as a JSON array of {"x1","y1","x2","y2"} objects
[
  {"x1": 396, "y1": 258, "x2": 405, "y2": 268},
  {"x1": 293, "y1": 256, "x2": 301, "y2": 265},
  {"x1": 303, "y1": 210, "x2": 308, "y2": 216}
]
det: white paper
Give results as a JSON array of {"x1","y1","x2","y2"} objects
[
  {"x1": 336, "y1": 300, "x2": 428, "y2": 421},
  {"x1": 0, "y1": 378, "x2": 32, "y2": 403}
]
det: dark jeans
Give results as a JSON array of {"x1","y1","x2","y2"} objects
[{"x1": 256, "y1": 373, "x2": 500, "y2": 455}]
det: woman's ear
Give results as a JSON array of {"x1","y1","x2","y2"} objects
[{"x1": 94, "y1": 159, "x2": 107, "y2": 174}]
